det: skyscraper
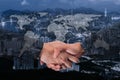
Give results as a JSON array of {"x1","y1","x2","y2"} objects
[{"x1": 104, "y1": 8, "x2": 107, "y2": 17}]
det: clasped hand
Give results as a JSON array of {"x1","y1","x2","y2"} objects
[{"x1": 40, "y1": 41, "x2": 84, "y2": 71}]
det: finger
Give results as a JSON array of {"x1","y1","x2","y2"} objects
[
  {"x1": 60, "y1": 59, "x2": 72, "y2": 68},
  {"x1": 47, "y1": 64, "x2": 61, "y2": 70},
  {"x1": 75, "y1": 52, "x2": 84, "y2": 58},
  {"x1": 61, "y1": 65, "x2": 67, "y2": 70},
  {"x1": 68, "y1": 56, "x2": 80, "y2": 63},
  {"x1": 66, "y1": 49, "x2": 77, "y2": 56},
  {"x1": 47, "y1": 64, "x2": 54, "y2": 68},
  {"x1": 40, "y1": 61, "x2": 44, "y2": 65},
  {"x1": 50, "y1": 64, "x2": 61, "y2": 71},
  {"x1": 55, "y1": 64, "x2": 61, "y2": 69},
  {"x1": 53, "y1": 43, "x2": 68, "y2": 58}
]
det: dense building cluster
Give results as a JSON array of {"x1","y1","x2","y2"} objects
[{"x1": 0, "y1": 9, "x2": 120, "y2": 75}]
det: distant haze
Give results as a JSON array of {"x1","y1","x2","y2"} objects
[{"x1": 0, "y1": 0, "x2": 120, "y2": 12}]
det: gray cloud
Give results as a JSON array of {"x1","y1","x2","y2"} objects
[{"x1": 0, "y1": 0, "x2": 120, "y2": 12}]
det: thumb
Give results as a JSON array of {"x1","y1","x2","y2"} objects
[
  {"x1": 66, "y1": 43, "x2": 80, "y2": 55},
  {"x1": 53, "y1": 48, "x2": 61, "y2": 58},
  {"x1": 66, "y1": 49, "x2": 77, "y2": 55}
]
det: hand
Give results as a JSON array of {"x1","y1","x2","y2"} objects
[
  {"x1": 40, "y1": 51, "x2": 79, "y2": 71},
  {"x1": 66, "y1": 42, "x2": 85, "y2": 58},
  {"x1": 40, "y1": 41, "x2": 84, "y2": 71},
  {"x1": 39, "y1": 41, "x2": 80, "y2": 71},
  {"x1": 47, "y1": 42, "x2": 84, "y2": 70},
  {"x1": 40, "y1": 41, "x2": 84, "y2": 58}
]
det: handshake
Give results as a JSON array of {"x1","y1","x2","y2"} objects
[{"x1": 40, "y1": 41, "x2": 84, "y2": 71}]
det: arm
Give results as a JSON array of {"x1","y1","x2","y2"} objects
[
  {"x1": 0, "y1": 31, "x2": 44, "y2": 58},
  {"x1": 18, "y1": 31, "x2": 43, "y2": 58},
  {"x1": 63, "y1": 33, "x2": 93, "y2": 57}
]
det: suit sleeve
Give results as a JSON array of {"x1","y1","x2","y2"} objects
[
  {"x1": 67, "y1": 35, "x2": 92, "y2": 55},
  {"x1": 18, "y1": 31, "x2": 44, "y2": 58}
]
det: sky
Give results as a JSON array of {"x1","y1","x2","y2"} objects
[{"x1": 0, "y1": 0, "x2": 120, "y2": 12}]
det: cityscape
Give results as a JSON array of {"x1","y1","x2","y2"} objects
[{"x1": 0, "y1": 6, "x2": 120, "y2": 80}]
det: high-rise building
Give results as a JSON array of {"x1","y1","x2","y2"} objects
[
  {"x1": 13, "y1": 53, "x2": 34, "y2": 70},
  {"x1": 104, "y1": 8, "x2": 107, "y2": 17}
]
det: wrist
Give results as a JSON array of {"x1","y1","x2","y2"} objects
[{"x1": 39, "y1": 42, "x2": 50, "y2": 59}]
